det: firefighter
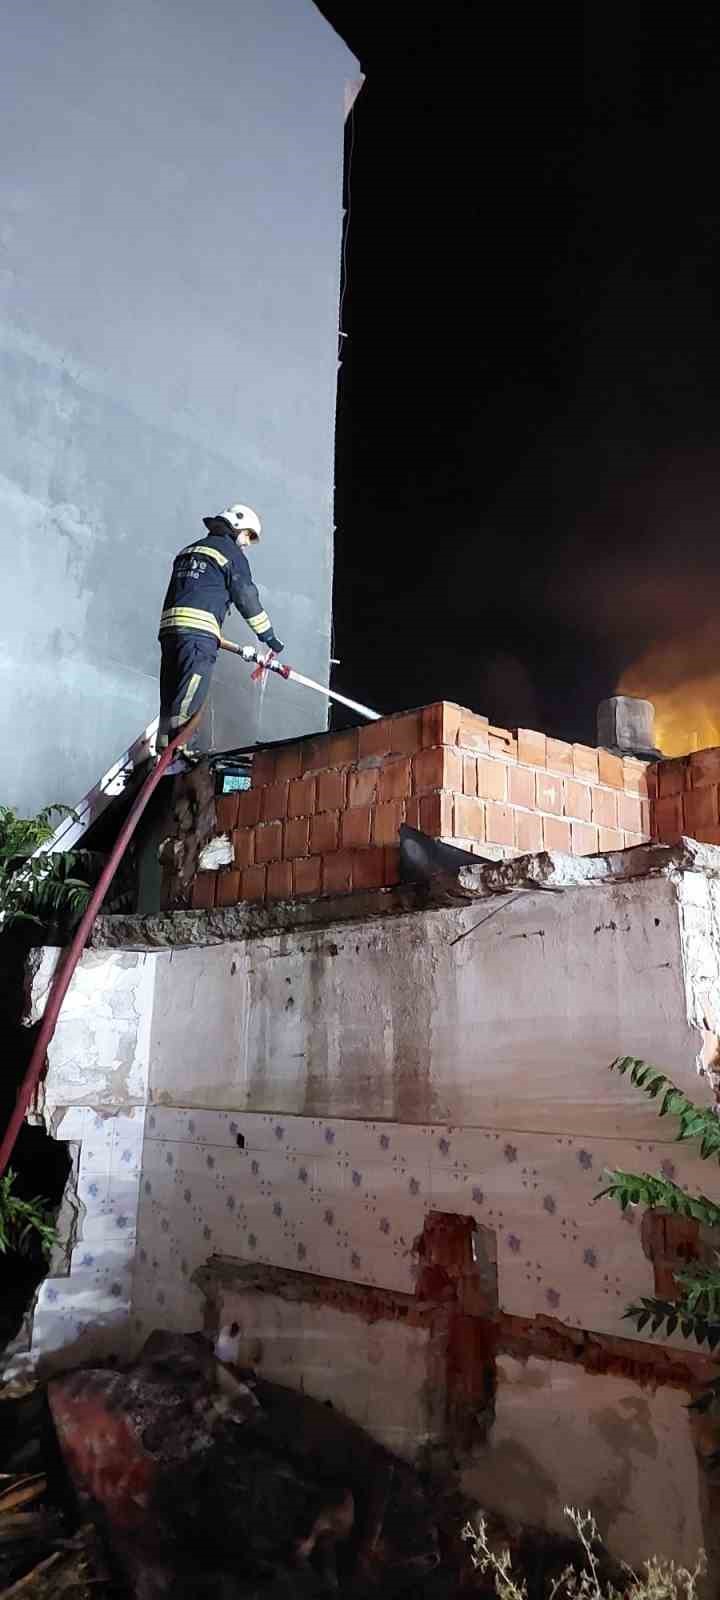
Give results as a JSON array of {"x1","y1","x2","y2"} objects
[{"x1": 157, "y1": 503, "x2": 284, "y2": 769}]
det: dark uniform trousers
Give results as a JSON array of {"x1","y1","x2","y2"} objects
[
  {"x1": 157, "y1": 632, "x2": 218, "y2": 752},
  {"x1": 157, "y1": 521, "x2": 280, "y2": 752}
]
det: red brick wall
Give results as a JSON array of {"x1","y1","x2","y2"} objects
[
  {"x1": 189, "y1": 701, "x2": 656, "y2": 910},
  {"x1": 653, "y1": 748, "x2": 720, "y2": 846}
]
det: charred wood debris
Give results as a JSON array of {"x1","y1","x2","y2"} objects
[{"x1": 0, "y1": 1332, "x2": 615, "y2": 1598}]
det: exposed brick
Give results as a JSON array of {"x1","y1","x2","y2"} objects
[
  {"x1": 488, "y1": 725, "x2": 517, "y2": 761},
  {"x1": 386, "y1": 711, "x2": 422, "y2": 755},
  {"x1": 563, "y1": 777, "x2": 591, "y2": 821},
  {"x1": 517, "y1": 728, "x2": 546, "y2": 767},
  {"x1": 322, "y1": 851, "x2": 353, "y2": 895},
  {"x1": 657, "y1": 757, "x2": 688, "y2": 798},
  {"x1": 462, "y1": 755, "x2": 478, "y2": 797},
  {"x1": 640, "y1": 798, "x2": 651, "y2": 834},
  {"x1": 454, "y1": 794, "x2": 485, "y2": 839},
  {"x1": 623, "y1": 756, "x2": 654, "y2": 797},
  {"x1": 683, "y1": 784, "x2": 720, "y2": 837},
  {"x1": 421, "y1": 701, "x2": 463, "y2": 749},
  {"x1": 642, "y1": 1211, "x2": 701, "y2": 1299},
  {"x1": 419, "y1": 791, "x2": 454, "y2": 836},
  {"x1": 266, "y1": 859, "x2": 293, "y2": 899},
  {"x1": 341, "y1": 806, "x2": 372, "y2": 849},
  {"x1": 485, "y1": 801, "x2": 514, "y2": 846},
  {"x1": 215, "y1": 792, "x2": 239, "y2": 832},
  {"x1": 598, "y1": 749, "x2": 624, "y2": 789},
  {"x1": 352, "y1": 848, "x2": 386, "y2": 890},
  {"x1": 310, "y1": 810, "x2": 340, "y2": 853},
  {"x1": 242, "y1": 864, "x2": 266, "y2": 901},
  {"x1": 384, "y1": 844, "x2": 401, "y2": 885},
  {"x1": 535, "y1": 772, "x2": 562, "y2": 815},
  {"x1": 261, "y1": 781, "x2": 289, "y2": 822},
  {"x1": 623, "y1": 831, "x2": 646, "y2": 848},
  {"x1": 348, "y1": 766, "x2": 379, "y2": 807},
  {"x1": 316, "y1": 768, "x2": 346, "y2": 813},
  {"x1": 457, "y1": 710, "x2": 489, "y2": 754},
  {"x1": 654, "y1": 794, "x2": 683, "y2": 842},
  {"x1": 543, "y1": 815, "x2": 572, "y2": 853},
  {"x1": 617, "y1": 792, "x2": 643, "y2": 834},
  {"x1": 598, "y1": 827, "x2": 624, "y2": 852},
  {"x1": 358, "y1": 718, "x2": 396, "y2": 760},
  {"x1": 688, "y1": 748, "x2": 720, "y2": 789},
  {"x1": 694, "y1": 823, "x2": 720, "y2": 845},
  {"x1": 405, "y1": 796, "x2": 421, "y2": 829},
  {"x1": 251, "y1": 749, "x2": 275, "y2": 788},
  {"x1": 546, "y1": 738, "x2": 573, "y2": 775},
  {"x1": 274, "y1": 744, "x2": 303, "y2": 783},
  {"x1": 255, "y1": 821, "x2": 283, "y2": 863},
  {"x1": 476, "y1": 758, "x2": 507, "y2": 802},
  {"x1": 373, "y1": 799, "x2": 404, "y2": 845},
  {"x1": 325, "y1": 728, "x2": 360, "y2": 768},
  {"x1": 233, "y1": 828, "x2": 255, "y2": 869},
  {"x1": 301, "y1": 734, "x2": 334, "y2": 773},
  {"x1": 283, "y1": 815, "x2": 310, "y2": 858},
  {"x1": 571, "y1": 821, "x2": 599, "y2": 855},
  {"x1": 379, "y1": 757, "x2": 412, "y2": 803},
  {"x1": 515, "y1": 810, "x2": 543, "y2": 853},
  {"x1": 508, "y1": 765, "x2": 534, "y2": 809},
  {"x1": 191, "y1": 872, "x2": 217, "y2": 909},
  {"x1": 293, "y1": 856, "x2": 322, "y2": 897},
  {"x1": 413, "y1": 746, "x2": 462, "y2": 794},
  {"x1": 572, "y1": 744, "x2": 599, "y2": 783},
  {"x1": 237, "y1": 787, "x2": 263, "y2": 828},
  {"x1": 591, "y1": 787, "x2": 618, "y2": 829},
  {"x1": 288, "y1": 775, "x2": 316, "y2": 818}
]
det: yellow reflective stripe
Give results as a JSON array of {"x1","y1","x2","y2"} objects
[
  {"x1": 188, "y1": 544, "x2": 229, "y2": 568},
  {"x1": 177, "y1": 671, "x2": 202, "y2": 724},
  {"x1": 159, "y1": 607, "x2": 220, "y2": 638},
  {"x1": 248, "y1": 610, "x2": 270, "y2": 632}
]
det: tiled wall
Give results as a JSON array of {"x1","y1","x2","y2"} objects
[
  {"x1": 3, "y1": 948, "x2": 152, "y2": 1388},
  {"x1": 187, "y1": 701, "x2": 654, "y2": 910},
  {"x1": 5, "y1": 1106, "x2": 145, "y2": 1386},
  {"x1": 131, "y1": 1106, "x2": 712, "y2": 1354}
]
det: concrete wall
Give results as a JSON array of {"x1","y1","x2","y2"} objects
[
  {"x1": 463, "y1": 1356, "x2": 704, "y2": 1571},
  {"x1": 148, "y1": 874, "x2": 703, "y2": 1131},
  {"x1": 0, "y1": 0, "x2": 356, "y2": 814},
  {"x1": 213, "y1": 1285, "x2": 447, "y2": 1461},
  {"x1": 9, "y1": 861, "x2": 720, "y2": 1568},
  {"x1": 11, "y1": 864, "x2": 718, "y2": 1374}
]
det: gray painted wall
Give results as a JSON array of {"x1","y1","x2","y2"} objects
[{"x1": 0, "y1": 0, "x2": 356, "y2": 814}]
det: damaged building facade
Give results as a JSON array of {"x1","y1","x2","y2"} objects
[{"x1": 5, "y1": 702, "x2": 720, "y2": 1577}]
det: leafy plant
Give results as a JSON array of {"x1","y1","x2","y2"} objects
[
  {"x1": 598, "y1": 1055, "x2": 720, "y2": 1354},
  {"x1": 0, "y1": 803, "x2": 98, "y2": 932},
  {"x1": 0, "y1": 1169, "x2": 57, "y2": 1259},
  {"x1": 462, "y1": 1505, "x2": 705, "y2": 1600}
]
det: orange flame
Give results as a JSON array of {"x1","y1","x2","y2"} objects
[{"x1": 618, "y1": 629, "x2": 720, "y2": 757}]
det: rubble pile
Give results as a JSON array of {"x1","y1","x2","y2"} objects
[{"x1": 46, "y1": 1332, "x2": 457, "y2": 1598}]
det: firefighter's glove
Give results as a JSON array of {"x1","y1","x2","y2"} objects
[{"x1": 265, "y1": 633, "x2": 284, "y2": 655}]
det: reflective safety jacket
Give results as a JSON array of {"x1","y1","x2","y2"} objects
[{"x1": 159, "y1": 520, "x2": 276, "y2": 645}]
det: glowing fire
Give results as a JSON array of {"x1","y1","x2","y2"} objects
[{"x1": 618, "y1": 630, "x2": 720, "y2": 757}]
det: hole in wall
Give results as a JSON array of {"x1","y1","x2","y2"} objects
[{"x1": 0, "y1": 931, "x2": 73, "y2": 1363}]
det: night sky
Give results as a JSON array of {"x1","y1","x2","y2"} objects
[{"x1": 319, "y1": 4, "x2": 720, "y2": 747}]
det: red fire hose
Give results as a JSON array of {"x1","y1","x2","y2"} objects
[{"x1": 0, "y1": 716, "x2": 201, "y2": 1179}]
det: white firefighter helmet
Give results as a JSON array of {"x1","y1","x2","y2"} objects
[{"x1": 218, "y1": 503, "x2": 262, "y2": 540}]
